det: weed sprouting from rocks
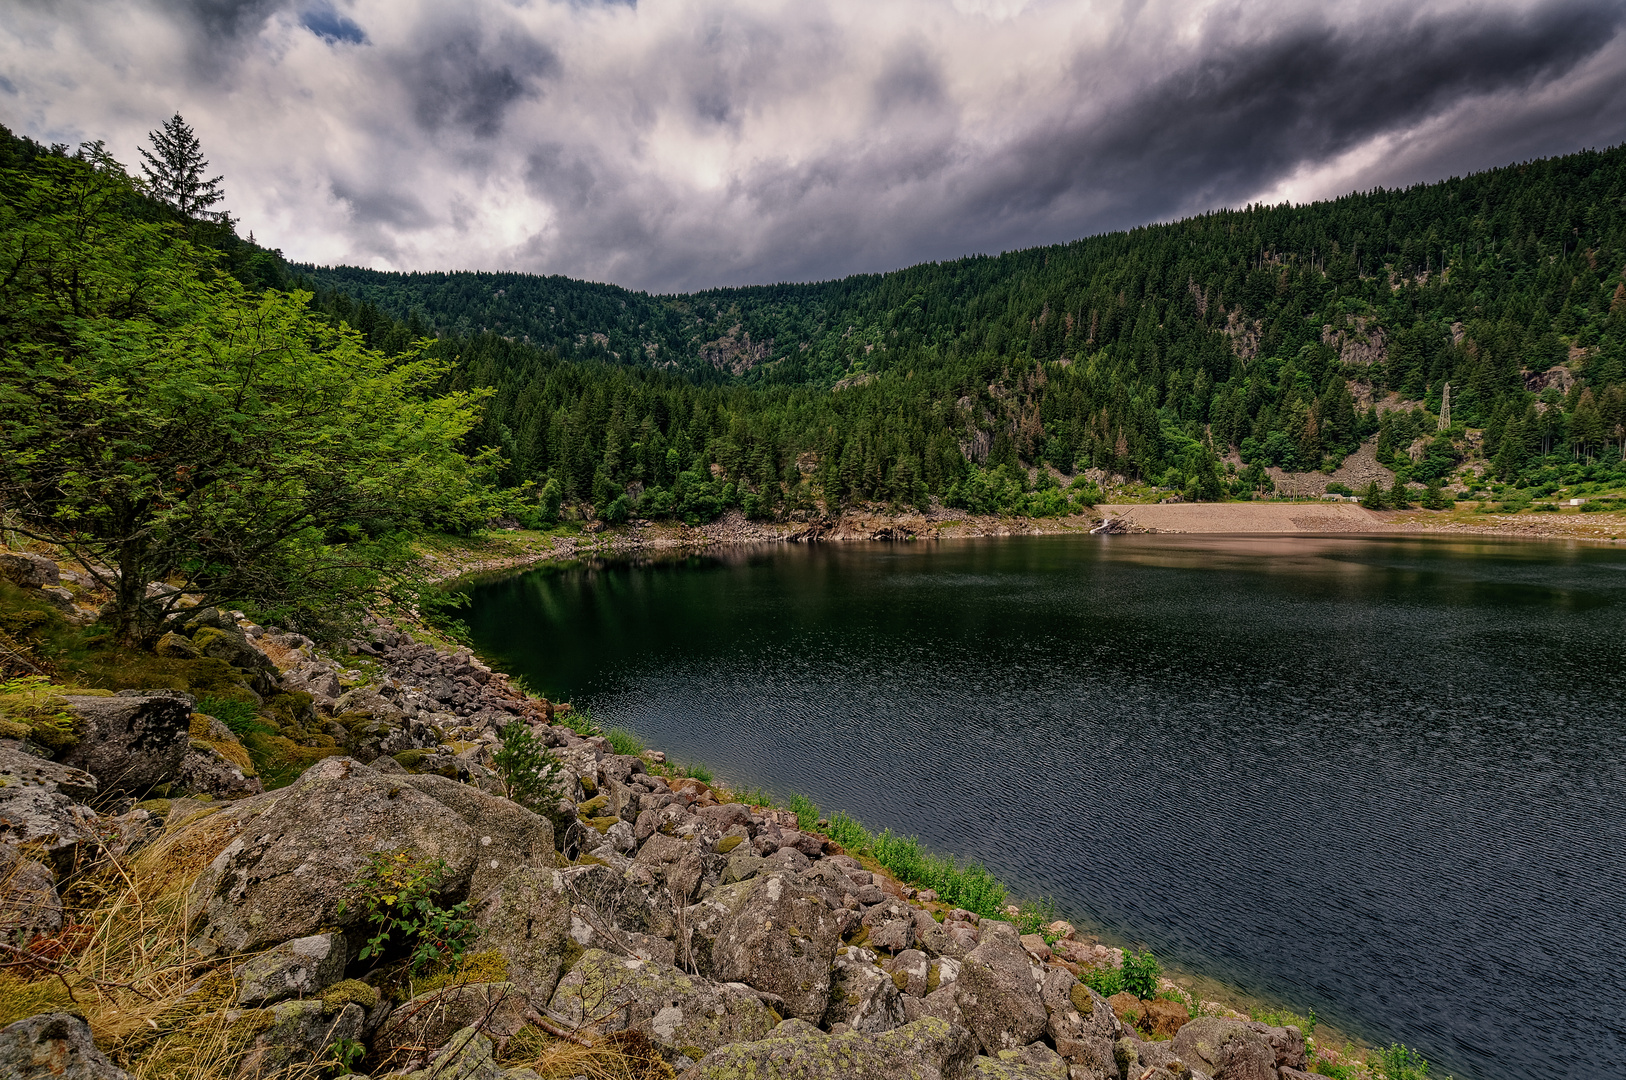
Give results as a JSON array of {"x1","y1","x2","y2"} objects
[
  {"x1": 493, "y1": 721, "x2": 563, "y2": 812},
  {"x1": 786, "y1": 793, "x2": 819, "y2": 831},
  {"x1": 606, "y1": 727, "x2": 644, "y2": 756},
  {"x1": 339, "y1": 851, "x2": 475, "y2": 978},
  {"x1": 1120, "y1": 948, "x2": 1161, "y2": 999}
]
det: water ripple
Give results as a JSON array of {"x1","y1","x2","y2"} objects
[{"x1": 463, "y1": 535, "x2": 1626, "y2": 1080}]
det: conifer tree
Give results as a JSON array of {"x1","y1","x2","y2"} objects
[{"x1": 138, "y1": 113, "x2": 225, "y2": 219}]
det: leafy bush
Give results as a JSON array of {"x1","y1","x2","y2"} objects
[
  {"x1": 670, "y1": 760, "x2": 712, "y2": 783},
  {"x1": 1121, "y1": 948, "x2": 1161, "y2": 999},
  {"x1": 866, "y1": 828, "x2": 1007, "y2": 917},
  {"x1": 606, "y1": 727, "x2": 644, "y2": 756},
  {"x1": 1324, "y1": 482, "x2": 1353, "y2": 496},
  {"x1": 339, "y1": 851, "x2": 476, "y2": 977},
  {"x1": 1375, "y1": 1043, "x2": 1432, "y2": 1080},
  {"x1": 558, "y1": 704, "x2": 599, "y2": 736},
  {"x1": 825, "y1": 810, "x2": 870, "y2": 850},
  {"x1": 787, "y1": 793, "x2": 819, "y2": 830},
  {"x1": 1014, "y1": 897, "x2": 1058, "y2": 937},
  {"x1": 1080, "y1": 966, "x2": 1123, "y2": 997},
  {"x1": 493, "y1": 721, "x2": 563, "y2": 813}
]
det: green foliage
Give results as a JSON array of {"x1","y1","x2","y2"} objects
[
  {"x1": 1013, "y1": 897, "x2": 1058, "y2": 938},
  {"x1": 329, "y1": 1036, "x2": 366, "y2": 1076},
  {"x1": 338, "y1": 850, "x2": 476, "y2": 978},
  {"x1": 786, "y1": 792, "x2": 819, "y2": 831},
  {"x1": 1121, "y1": 948, "x2": 1162, "y2": 999},
  {"x1": 864, "y1": 827, "x2": 1007, "y2": 917},
  {"x1": 0, "y1": 141, "x2": 501, "y2": 642},
  {"x1": 1375, "y1": 1043, "x2": 1433, "y2": 1080},
  {"x1": 669, "y1": 760, "x2": 712, "y2": 783},
  {"x1": 605, "y1": 726, "x2": 643, "y2": 756},
  {"x1": 292, "y1": 140, "x2": 1626, "y2": 518},
  {"x1": 1080, "y1": 966, "x2": 1124, "y2": 998},
  {"x1": 196, "y1": 695, "x2": 272, "y2": 737},
  {"x1": 825, "y1": 810, "x2": 870, "y2": 850},
  {"x1": 493, "y1": 720, "x2": 563, "y2": 813},
  {"x1": 557, "y1": 705, "x2": 600, "y2": 736},
  {"x1": 1360, "y1": 481, "x2": 1387, "y2": 510},
  {"x1": 1252, "y1": 1006, "x2": 1316, "y2": 1039}
]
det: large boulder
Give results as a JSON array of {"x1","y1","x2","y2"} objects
[
  {"x1": 548, "y1": 949, "x2": 778, "y2": 1060},
  {"x1": 1245, "y1": 1021, "x2": 1308, "y2": 1071},
  {"x1": 400, "y1": 773, "x2": 555, "y2": 902},
  {"x1": 470, "y1": 866, "x2": 576, "y2": 1003},
  {"x1": 176, "y1": 742, "x2": 262, "y2": 801},
  {"x1": 377, "y1": 982, "x2": 528, "y2": 1066},
  {"x1": 968, "y1": 1043, "x2": 1069, "y2": 1079},
  {"x1": 0, "y1": 1012, "x2": 131, "y2": 1080},
  {"x1": 860, "y1": 898, "x2": 917, "y2": 952},
  {"x1": 235, "y1": 932, "x2": 349, "y2": 1007},
  {"x1": 384, "y1": 1025, "x2": 500, "y2": 1080},
  {"x1": 824, "y1": 946, "x2": 906, "y2": 1033},
  {"x1": 633, "y1": 831, "x2": 707, "y2": 903},
  {"x1": 1113, "y1": 1036, "x2": 1212, "y2": 1080},
  {"x1": 954, "y1": 922, "x2": 1048, "y2": 1054},
  {"x1": 1169, "y1": 1017, "x2": 1278, "y2": 1080},
  {"x1": 233, "y1": 997, "x2": 367, "y2": 1079},
  {"x1": 185, "y1": 757, "x2": 479, "y2": 955},
  {"x1": 0, "y1": 553, "x2": 60, "y2": 589},
  {"x1": 59, "y1": 692, "x2": 192, "y2": 795},
  {"x1": 704, "y1": 873, "x2": 844, "y2": 1022},
  {"x1": 1039, "y1": 969, "x2": 1117, "y2": 1077},
  {"x1": 0, "y1": 843, "x2": 63, "y2": 942},
  {"x1": 680, "y1": 1016, "x2": 977, "y2": 1080},
  {"x1": 0, "y1": 743, "x2": 99, "y2": 865}
]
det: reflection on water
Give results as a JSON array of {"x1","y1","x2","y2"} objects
[{"x1": 461, "y1": 535, "x2": 1626, "y2": 1080}]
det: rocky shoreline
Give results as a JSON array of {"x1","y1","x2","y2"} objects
[{"x1": 0, "y1": 549, "x2": 1349, "y2": 1080}]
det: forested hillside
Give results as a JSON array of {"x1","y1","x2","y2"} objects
[
  {"x1": 301, "y1": 147, "x2": 1626, "y2": 520},
  {"x1": 9, "y1": 119, "x2": 1625, "y2": 531}
]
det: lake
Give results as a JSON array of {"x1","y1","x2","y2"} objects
[{"x1": 460, "y1": 534, "x2": 1626, "y2": 1080}]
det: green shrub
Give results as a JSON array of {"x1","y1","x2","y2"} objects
[
  {"x1": 825, "y1": 810, "x2": 871, "y2": 850},
  {"x1": 338, "y1": 851, "x2": 476, "y2": 977},
  {"x1": 671, "y1": 760, "x2": 712, "y2": 783},
  {"x1": 558, "y1": 704, "x2": 599, "y2": 736},
  {"x1": 1252, "y1": 1006, "x2": 1316, "y2": 1039},
  {"x1": 787, "y1": 793, "x2": 819, "y2": 831},
  {"x1": 1080, "y1": 966, "x2": 1124, "y2": 998},
  {"x1": 605, "y1": 727, "x2": 644, "y2": 756},
  {"x1": 867, "y1": 828, "x2": 1007, "y2": 917},
  {"x1": 1375, "y1": 1043, "x2": 1432, "y2": 1080},
  {"x1": 1014, "y1": 897, "x2": 1058, "y2": 938},
  {"x1": 1121, "y1": 948, "x2": 1161, "y2": 999},
  {"x1": 493, "y1": 721, "x2": 563, "y2": 813}
]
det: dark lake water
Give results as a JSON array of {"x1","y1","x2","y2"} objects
[{"x1": 460, "y1": 534, "x2": 1626, "y2": 1080}]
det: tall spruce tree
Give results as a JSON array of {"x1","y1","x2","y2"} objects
[{"x1": 138, "y1": 113, "x2": 225, "y2": 219}]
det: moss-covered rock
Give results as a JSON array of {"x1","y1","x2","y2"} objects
[
  {"x1": 684, "y1": 1016, "x2": 976, "y2": 1080},
  {"x1": 549, "y1": 949, "x2": 778, "y2": 1059}
]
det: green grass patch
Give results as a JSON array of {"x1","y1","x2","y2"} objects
[
  {"x1": 605, "y1": 727, "x2": 644, "y2": 756},
  {"x1": 196, "y1": 695, "x2": 274, "y2": 737},
  {"x1": 786, "y1": 792, "x2": 819, "y2": 831}
]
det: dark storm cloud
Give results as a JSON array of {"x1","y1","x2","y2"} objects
[
  {"x1": 178, "y1": 0, "x2": 286, "y2": 40},
  {"x1": 402, "y1": 22, "x2": 556, "y2": 139},
  {"x1": 6, "y1": 0, "x2": 1625, "y2": 291},
  {"x1": 976, "y1": 0, "x2": 1626, "y2": 232}
]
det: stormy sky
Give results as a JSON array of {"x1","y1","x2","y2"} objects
[{"x1": 4, "y1": 0, "x2": 1625, "y2": 293}]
